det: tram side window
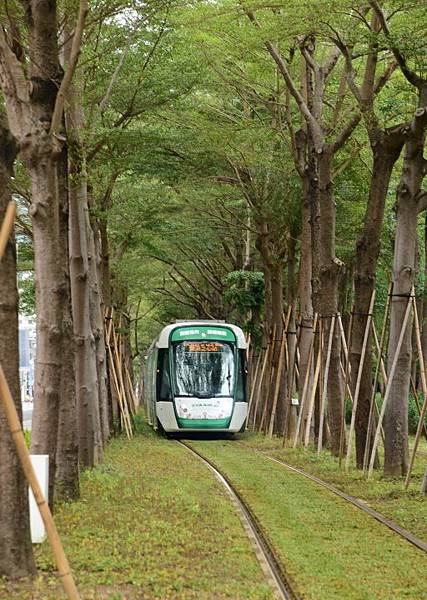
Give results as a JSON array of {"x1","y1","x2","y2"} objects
[
  {"x1": 236, "y1": 350, "x2": 247, "y2": 402},
  {"x1": 157, "y1": 349, "x2": 172, "y2": 401}
]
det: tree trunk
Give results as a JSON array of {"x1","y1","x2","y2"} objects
[
  {"x1": 29, "y1": 155, "x2": 64, "y2": 504},
  {"x1": 256, "y1": 221, "x2": 273, "y2": 340},
  {"x1": 298, "y1": 175, "x2": 314, "y2": 441},
  {"x1": 0, "y1": 117, "x2": 36, "y2": 579},
  {"x1": 384, "y1": 105, "x2": 427, "y2": 475},
  {"x1": 422, "y1": 214, "x2": 427, "y2": 378},
  {"x1": 97, "y1": 216, "x2": 118, "y2": 429},
  {"x1": 99, "y1": 217, "x2": 112, "y2": 308},
  {"x1": 318, "y1": 150, "x2": 344, "y2": 455},
  {"x1": 310, "y1": 152, "x2": 321, "y2": 315},
  {"x1": 285, "y1": 237, "x2": 298, "y2": 439},
  {"x1": 351, "y1": 144, "x2": 403, "y2": 468},
  {"x1": 55, "y1": 145, "x2": 79, "y2": 500},
  {"x1": 89, "y1": 214, "x2": 110, "y2": 446},
  {"x1": 66, "y1": 87, "x2": 103, "y2": 467},
  {"x1": 270, "y1": 261, "x2": 286, "y2": 434}
]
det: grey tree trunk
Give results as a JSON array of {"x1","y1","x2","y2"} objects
[
  {"x1": 298, "y1": 173, "x2": 314, "y2": 440},
  {"x1": 29, "y1": 156, "x2": 64, "y2": 504},
  {"x1": 385, "y1": 104, "x2": 427, "y2": 475},
  {"x1": 255, "y1": 217, "x2": 287, "y2": 432},
  {"x1": 0, "y1": 116, "x2": 36, "y2": 579},
  {"x1": 318, "y1": 150, "x2": 345, "y2": 455},
  {"x1": 55, "y1": 146, "x2": 79, "y2": 500},
  {"x1": 351, "y1": 137, "x2": 404, "y2": 467},
  {"x1": 256, "y1": 221, "x2": 273, "y2": 341},
  {"x1": 89, "y1": 214, "x2": 110, "y2": 446},
  {"x1": 422, "y1": 214, "x2": 427, "y2": 379},
  {"x1": 285, "y1": 237, "x2": 298, "y2": 440},
  {"x1": 67, "y1": 101, "x2": 103, "y2": 467},
  {"x1": 270, "y1": 261, "x2": 285, "y2": 434},
  {"x1": 99, "y1": 217, "x2": 112, "y2": 308}
]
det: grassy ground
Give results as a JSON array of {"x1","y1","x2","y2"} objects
[
  {"x1": 0, "y1": 429, "x2": 274, "y2": 600},
  {"x1": 189, "y1": 437, "x2": 427, "y2": 600},
  {"x1": 239, "y1": 432, "x2": 427, "y2": 542}
]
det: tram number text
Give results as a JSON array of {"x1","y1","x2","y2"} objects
[{"x1": 184, "y1": 342, "x2": 224, "y2": 353}]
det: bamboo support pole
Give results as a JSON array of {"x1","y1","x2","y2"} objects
[
  {"x1": 337, "y1": 313, "x2": 351, "y2": 378},
  {"x1": 251, "y1": 331, "x2": 273, "y2": 429},
  {"x1": 0, "y1": 203, "x2": 80, "y2": 600},
  {"x1": 339, "y1": 362, "x2": 354, "y2": 403},
  {"x1": 247, "y1": 351, "x2": 262, "y2": 423},
  {"x1": 304, "y1": 336, "x2": 322, "y2": 447},
  {"x1": 259, "y1": 325, "x2": 276, "y2": 432},
  {"x1": 293, "y1": 314, "x2": 318, "y2": 447},
  {"x1": 405, "y1": 297, "x2": 427, "y2": 489},
  {"x1": 107, "y1": 335, "x2": 129, "y2": 436},
  {"x1": 294, "y1": 361, "x2": 300, "y2": 385},
  {"x1": 368, "y1": 292, "x2": 413, "y2": 479},
  {"x1": 268, "y1": 331, "x2": 286, "y2": 437},
  {"x1": 409, "y1": 377, "x2": 427, "y2": 442},
  {"x1": 0, "y1": 367, "x2": 81, "y2": 600},
  {"x1": 295, "y1": 344, "x2": 301, "y2": 388},
  {"x1": 250, "y1": 349, "x2": 267, "y2": 428},
  {"x1": 345, "y1": 291, "x2": 376, "y2": 470},
  {"x1": 112, "y1": 325, "x2": 133, "y2": 435},
  {"x1": 284, "y1": 314, "x2": 302, "y2": 442},
  {"x1": 116, "y1": 317, "x2": 134, "y2": 422},
  {"x1": 283, "y1": 306, "x2": 292, "y2": 368},
  {"x1": 317, "y1": 319, "x2": 324, "y2": 443},
  {"x1": 116, "y1": 315, "x2": 129, "y2": 417},
  {"x1": 125, "y1": 366, "x2": 138, "y2": 414},
  {"x1": 372, "y1": 324, "x2": 388, "y2": 384},
  {"x1": 105, "y1": 312, "x2": 132, "y2": 438},
  {"x1": 338, "y1": 311, "x2": 352, "y2": 465},
  {"x1": 362, "y1": 320, "x2": 391, "y2": 454},
  {"x1": 0, "y1": 202, "x2": 16, "y2": 259},
  {"x1": 362, "y1": 312, "x2": 391, "y2": 473},
  {"x1": 317, "y1": 315, "x2": 336, "y2": 454}
]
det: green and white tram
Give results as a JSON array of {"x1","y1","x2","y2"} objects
[{"x1": 144, "y1": 321, "x2": 248, "y2": 433}]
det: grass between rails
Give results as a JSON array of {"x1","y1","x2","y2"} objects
[
  {"x1": 188, "y1": 437, "x2": 427, "y2": 600},
  {"x1": 0, "y1": 429, "x2": 274, "y2": 600},
  {"x1": 239, "y1": 432, "x2": 427, "y2": 542}
]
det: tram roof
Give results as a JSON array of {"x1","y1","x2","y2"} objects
[{"x1": 156, "y1": 321, "x2": 246, "y2": 349}]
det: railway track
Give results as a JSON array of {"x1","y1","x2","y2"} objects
[
  {"x1": 249, "y1": 448, "x2": 427, "y2": 555},
  {"x1": 178, "y1": 440, "x2": 300, "y2": 600}
]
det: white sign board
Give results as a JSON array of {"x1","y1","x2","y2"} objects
[{"x1": 29, "y1": 455, "x2": 49, "y2": 544}]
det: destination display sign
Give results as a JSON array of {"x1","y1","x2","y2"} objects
[
  {"x1": 184, "y1": 342, "x2": 224, "y2": 353},
  {"x1": 171, "y1": 326, "x2": 235, "y2": 343}
]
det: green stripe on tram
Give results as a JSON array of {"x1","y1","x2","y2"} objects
[
  {"x1": 171, "y1": 326, "x2": 236, "y2": 342},
  {"x1": 177, "y1": 418, "x2": 231, "y2": 429}
]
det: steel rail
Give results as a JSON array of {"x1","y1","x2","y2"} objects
[
  {"x1": 255, "y1": 451, "x2": 427, "y2": 554},
  {"x1": 178, "y1": 441, "x2": 300, "y2": 600}
]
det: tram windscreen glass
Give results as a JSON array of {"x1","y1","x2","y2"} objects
[{"x1": 173, "y1": 341, "x2": 235, "y2": 397}]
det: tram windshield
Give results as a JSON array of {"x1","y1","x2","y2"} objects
[{"x1": 173, "y1": 341, "x2": 235, "y2": 397}]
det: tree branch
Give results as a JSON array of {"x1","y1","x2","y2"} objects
[
  {"x1": 243, "y1": 6, "x2": 323, "y2": 151},
  {"x1": 50, "y1": 0, "x2": 88, "y2": 135},
  {"x1": 373, "y1": 59, "x2": 397, "y2": 94},
  {"x1": 320, "y1": 46, "x2": 341, "y2": 81},
  {"x1": 329, "y1": 112, "x2": 361, "y2": 154},
  {"x1": 369, "y1": 0, "x2": 425, "y2": 90},
  {"x1": 0, "y1": 26, "x2": 30, "y2": 135},
  {"x1": 417, "y1": 190, "x2": 427, "y2": 214}
]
